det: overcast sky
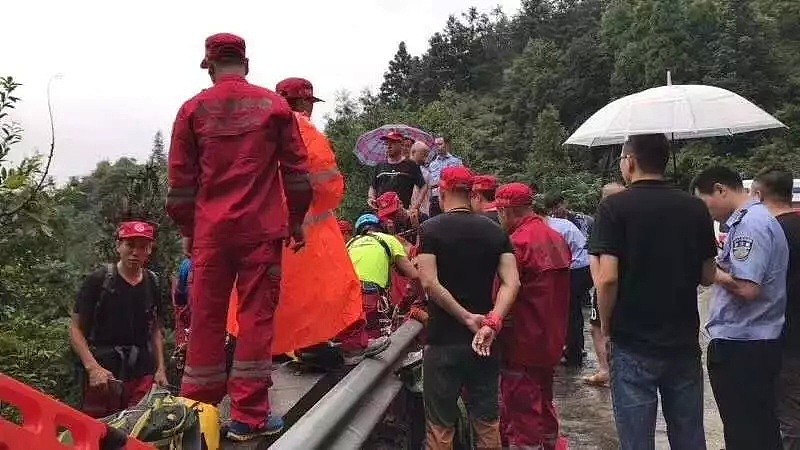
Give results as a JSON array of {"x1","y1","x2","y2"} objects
[{"x1": 2, "y1": 0, "x2": 520, "y2": 182}]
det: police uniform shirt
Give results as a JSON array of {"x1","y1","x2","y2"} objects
[{"x1": 707, "y1": 200, "x2": 789, "y2": 341}]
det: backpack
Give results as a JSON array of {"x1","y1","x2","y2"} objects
[
  {"x1": 87, "y1": 263, "x2": 161, "y2": 344},
  {"x1": 104, "y1": 386, "x2": 202, "y2": 450},
  {"x1": 60, "y1": 385, "x2": 213, "y2": 450},
  {"x1": 76, "y1": 264, "x2": 161, "y2": 390}
]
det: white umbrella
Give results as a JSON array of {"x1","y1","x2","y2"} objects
[{"x1": 564, "y1": 75, "x2": 787, "y2": 147}]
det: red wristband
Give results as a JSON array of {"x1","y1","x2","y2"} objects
[{"x1": 482, "y1": 312, "x2": 502, "y2": 333}]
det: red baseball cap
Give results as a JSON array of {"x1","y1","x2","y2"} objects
[
  {"x1": 380, "y1": 131, "x2": 404, "y2": 143},
  {"x1": 276, "y1": 77, "x2": 323, "y2": 102},
  {"x1": 200, "y1": 33, "x2": 246, "y2": 69},
  {"x1": 495, "y1": 183, "x2": 535, "y2": 208},
  {"x1": 117, "y1": 221, "x2": 155, "y2": 241},
  {"x1": 439, "y1": 167, "x2": 475, "y2": 192},
  {"x1": 376, "y1": 192, "x2": 402, "y2": 220},
  {"x1": 472, "y1": 175, "x2": 498, "y2": 192}
]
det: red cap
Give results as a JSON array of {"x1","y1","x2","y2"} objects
[
  {"x1": 472, "y1": 175, "x2": 498, "y2": 192},
  {"x1": 276, "y1": 77, "x2": 323, "y2": 102},
  {"x1": 200, "y1": 33, "x2": 246, "y2": 69},
  {"x1": 495, "y1": 183, "x2": 535, "y2": 208},
  {"x1": 379, "y1": 131, "x2": 404, "y2": 143},
  {"x1": 117, "y1": 221, "x2": 155, "y2": 241},
  {"x1": 376, "y1": 191, "x2": 402, "y2": 220},
  {"x1": 439, "y1": 167, "x2": 475, "y2": 192}
]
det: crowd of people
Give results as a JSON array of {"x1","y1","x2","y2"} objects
[{"x1": 65, "y1": 32, "x2": 800, "y2": 450}]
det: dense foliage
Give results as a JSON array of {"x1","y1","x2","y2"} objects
[
  {"x1": 0, "y1": 77, "x2": 181, "y2": 411},
  {"x1": 1, "y1": 0, "x2": 799, "y2": 410},
  {"x1": 327, "y1": 0, "x2": 800, "y2": 220}
]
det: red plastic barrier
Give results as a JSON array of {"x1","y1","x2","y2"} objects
[{"x1": 0, "y1": 374, "x2": 153, "y2": 450}]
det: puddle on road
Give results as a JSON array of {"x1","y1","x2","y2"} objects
[{"x1": 555, "y1": 299, "x2": 724, "y2": 449}]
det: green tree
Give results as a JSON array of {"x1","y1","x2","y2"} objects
[
  {"x1": 379, "y1": 42, "x2": 418, "y2": 106},
  {"x1": 602, "y1": 0, "x2": 700, "y2": 95}
]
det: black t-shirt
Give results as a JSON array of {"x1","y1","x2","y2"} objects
[
  {"x1": 589, "y1": 180, "x2": 717, "y2": 356},
  {"x1": 372, "y1": 160, "x2": 425, "y2": 207},
  {"x1": 420, "y1": 211, "x2": 514, "y2": 345},
  {"x1": 778, "y1": 212, "x2": 800, "y2": 353},
  {"x1": 74, "y1": 266, "x2": 160, "y2": 376}
]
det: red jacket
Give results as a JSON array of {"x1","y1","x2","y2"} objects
[
  {"x1": 500, "y1": 215, "x2": 572, "y2": 368},
  {"x1": 167, "y1": 74, "x2": 311, "y2": 245}
]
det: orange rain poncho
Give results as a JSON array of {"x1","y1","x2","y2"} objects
[{"x1": 225, "y1": 114, "x2": 362, "y2": 352}]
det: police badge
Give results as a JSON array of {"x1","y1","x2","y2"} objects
[{"x1": 731, "y1": 235, "x2": 754, "y2": 261}]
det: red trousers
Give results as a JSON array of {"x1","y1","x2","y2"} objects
[
  {"x1": 82, "y1": 375, "x2": 153, "y2": 418},
  {"x1": 336, "y1": 288, "x2": 381, "y2": 352},
  {"x1": 181, "y1": 241, "x2": 282, "y2": 427},
  {"x1": 500, "y1": 365, "x2": 559, "y2": 450}
]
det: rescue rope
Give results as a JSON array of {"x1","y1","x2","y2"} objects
[{"x1": 378, "y1": 292, "x2": 393, "y2": 337}]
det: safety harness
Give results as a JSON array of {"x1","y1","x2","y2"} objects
[
  {"x1": 346, "y1": 232, "x2": 395, "y2": 336},
  {"x1": 79, "y1": 264, "x2": 159, "y2": 383}
]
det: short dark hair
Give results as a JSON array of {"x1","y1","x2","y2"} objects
[
  {"x1": 287, "y1": 98, "x2": 306, "y2": 112},
  {"x1": 543, "y1": 192, "x2": 564, "y2": 210},
  {"x1": 755, "y1": 166, "x2": 793, "y2": 204},
  {"x1": 213, "y1": 54, "x2": 247, "y2": 67},
  {"x1": 691, "y1": 166, "x2": 743, "y2": 195},
  {"x1": 477, "y1": 190, "x2": 496, "y2": 202},
  {"x1": 533, "y1": 194, "x2": 548, "y2": 215},
  {"x1": 623, "y1": 134, "x2": 670, "y2": 174}
]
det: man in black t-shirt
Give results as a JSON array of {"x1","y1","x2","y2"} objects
[
  {"x1": 752, "y1": 167, "x2": 800, "y2": 447},
  {"x1": 589, "y1": 134, "x2": 717, "y2": 449},
  {"x1": 367, "y1": 131, "x2": 428, "y2": 210},
  {"x1": 69, "y1": 221, "x2": 167, "y2": 418},
  {"x1": 417, "y1": 166, "x2": 520, "y2": 449}
]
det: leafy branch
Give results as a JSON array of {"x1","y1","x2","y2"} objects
[{"x1": 0, "y1": 76, "x2": 57, "y2": 223}]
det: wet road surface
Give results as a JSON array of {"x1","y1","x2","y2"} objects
[{"x1": 556, "y1": 288, "x2": 724, "y2": 449}]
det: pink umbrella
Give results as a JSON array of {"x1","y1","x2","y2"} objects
[{"x1": 354, "y1": 124, "x2": 436, "y2": 166}]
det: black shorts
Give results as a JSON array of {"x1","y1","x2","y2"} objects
[
  {"x1": 589, "y1": 288, "x2": 601, "y2": 327},
  {"x1": 423, "y1": 344, "x2": 499, "y2": 427}
]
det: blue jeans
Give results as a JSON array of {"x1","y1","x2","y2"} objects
[{"x1": 610, "y1": 343, "x2": 706, "y2": 450}]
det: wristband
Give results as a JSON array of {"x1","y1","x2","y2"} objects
[{"x1": 481, "y1": 312, "x2": 502, "y2": 333}]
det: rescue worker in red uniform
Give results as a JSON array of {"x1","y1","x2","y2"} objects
[
  {"x1": 495, "y1": 183, "x2": 572, "y2": 450},
  {"x1": 166, "y1": 33, "x2": 311, "y2": 441},
  {"x1": 471, "y1": 175, "x2": 500, "y2": 224}
]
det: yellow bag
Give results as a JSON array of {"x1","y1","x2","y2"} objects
[{"x1": 177, "y1": 398, "x2": 220, "y2": 450}]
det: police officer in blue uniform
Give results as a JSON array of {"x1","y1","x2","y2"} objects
[{"x1": 693, "y1": 166, "x2": 789, "y2": 450}]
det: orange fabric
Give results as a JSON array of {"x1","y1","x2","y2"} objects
[
  {"x1": 271, "y1": 112, "x2": 362, "y2": 355},
  {"x1": 227, "y1": 286, "x2": 239, "y2": 337}
]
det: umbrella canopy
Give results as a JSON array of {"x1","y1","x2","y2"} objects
[
  {"x1": 354, "y1": 124, "x2": 436, "y2": 166},
  {"x1": 564, "y1": 84, "x2": 787, "y2": 147}
]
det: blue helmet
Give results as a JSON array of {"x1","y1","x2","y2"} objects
[{"x1": 355, "y1": 214, "x2": 380, "y2": 233}]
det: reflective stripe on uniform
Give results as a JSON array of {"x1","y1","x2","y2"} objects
[
  {"x1": 284, "y1": 173, "x2": 311, "y2": 191},
  {"x1": 182, "y1": 363, "x2": 227, "y2": 386},
  {"x1": 166, "y1": 186, "x2": 197, "y2": 206},
  {"x1": 303, "y1": 210, "x2": 334, "y2": 228},
  {"x1": 229, "y1": 360, "x2": 271, "y2": 379},
  {"x1": 309, "y1": 167, "x2": 341, "y2": 186}
]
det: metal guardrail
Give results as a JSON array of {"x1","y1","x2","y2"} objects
[{"x1": 270, "y1": 320, "x2": 422, "y2": 450}]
